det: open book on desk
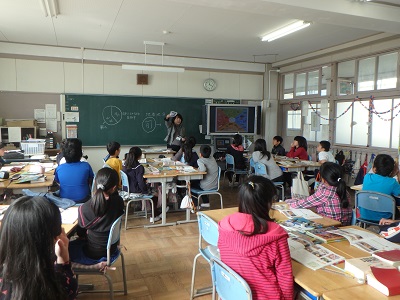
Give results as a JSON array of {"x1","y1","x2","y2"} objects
[
  {"x1": 288, "y1": 232, "x2": 345, "y2": 270},
  {"x1": 328, "y1": 228, "x2": 400, "y2": 254}
]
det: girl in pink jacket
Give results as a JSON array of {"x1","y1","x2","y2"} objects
[{"x1": 218, "y1": 176, "x2": 294, "y2": 300}]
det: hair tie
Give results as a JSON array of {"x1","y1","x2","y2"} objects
[
  {"x1": 97, "y1": 184, "x2": 105, "y2": 190},
  {"x1": 337, "y1": 177, "x2": 341, "y2": 182},
  {"x1": 248, "y1": 181, "x2": 255, "y2": 189}
]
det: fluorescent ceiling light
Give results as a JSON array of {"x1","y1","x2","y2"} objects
[
  {"x1": 122, "y1": 65, "x2": 185, "y2": 73},
  {"x1": 261, "y1": 21, "x2": 311, "y2": 42}
]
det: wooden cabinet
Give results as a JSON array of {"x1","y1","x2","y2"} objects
[{"x1": 0, "y1": 126, "x2": 38, "y2": 143}]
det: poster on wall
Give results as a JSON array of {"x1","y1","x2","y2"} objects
[{"x1": 66, "y1": 125, "x2": 78, "y2": 138}]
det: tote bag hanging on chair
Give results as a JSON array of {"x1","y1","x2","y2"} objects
[
  {"x1": 291, "y1": 171, "x2": 309, "y2": 198},
  {"x1": 180, "y1": 181, "x2": 195, "y2": 213}
]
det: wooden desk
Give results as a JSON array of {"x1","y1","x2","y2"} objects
[
  {"x1": 202, "y1": 207, "x2": 341, "y2": 227},
  {"x1": 144, "y1": 169, "x2": 206, "y2": 227},
  {"x1": 323, "y1": 284, "x2": 400, "y2": 300},
  {"x1": 0, "y1": 166, "x2": 55, "y2": 194},
  {"x1": 0, "y1": 205, "x2": 77, "y2": 236},
  {"x1": 142, "y1": 149, "x2": 175, "y2": 159},
  {"x1": 351, "y1": 184, "x2": 363, "y2": 191},
  {"x1": 276, "y1": 160, "x2": 321, "y2": 172}
]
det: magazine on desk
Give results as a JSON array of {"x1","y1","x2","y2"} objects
[
  {"x1": 288, "y1": 233, "x2": 345, "y2": 270},
  {"x1": 328, "y1": 228, "x2": 400, "y2": 253},
  {"x1": 273, "y1": 204, "x2": 323, "y2": 220}
]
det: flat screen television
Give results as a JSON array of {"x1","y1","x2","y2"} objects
[{"x1": 207, "y1": 104, "x2": 259, "y2": 135}]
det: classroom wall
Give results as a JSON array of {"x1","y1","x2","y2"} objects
[{"x1": 0, "y1": 56, "x2": 266, "y2": 172}]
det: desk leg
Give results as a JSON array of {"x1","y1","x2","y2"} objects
[
  {"x1": 144, "y1": 180, "x2": 176, "y2": 228},
  {"x1": 177, "y1": 179, "x2": 196, "y2": 224}
]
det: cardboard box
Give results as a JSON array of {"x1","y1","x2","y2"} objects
[{"x1": 6, "y1": 119, "x2": 37, "y2": 127}]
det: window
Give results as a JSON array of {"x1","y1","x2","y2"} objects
[
  {"x1": 287, "y1": 110, "x2": 302, "y2": 137},
  {"x1": 337, "y1": 60, "x2": 355, "y2": 96},
  {"x1": 295, "y1": 73, "x2": 306, "y2": 96},
  {"x1": 284, "y1": 73, "x2": 294, "y2": 99},
  {"x1": 358, "y1": 57, "x2": 376, "y2": 91},
  {"x1": 303, "y1": 102, "x2": 329, "y2": 142},
  {"x1": 371, "y1": 98, "x2": 400, "y2": 149},
  {"x1": 321, "y1": 66, "x2": 331, "y2": 96},
  {"x1": 377, "y1": 53, "x2": 398, "y2": 90},
  {"x1": 307, "y1": 70, "x2": 319, "y2": 95},
  {"x1": 335, "y1": 100, "x2": 369, "y2": 146}
]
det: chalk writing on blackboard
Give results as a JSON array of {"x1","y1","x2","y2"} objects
[
  {"x1": 102, "y1": 106, "x2": 122, "y2": 126},
  {"x1": 142, "y1": 117, "x2": 161, "y2": 133}
]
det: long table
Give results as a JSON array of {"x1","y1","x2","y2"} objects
[
  {"x1": 144, "y1": 169, "x2": 206, "y2": 227},
  {"x1": 0, "y1": 204, "x2": 78, "y2": 236},
  {"x1": 0, "y1": 163, "x2": 56, "y2": 194},
  {"x1": 202, "y1": 207, "x2": 341, "y2": 227},
  {"x1": 202, "y1": 209, "x2": 385, "y2": 299}
]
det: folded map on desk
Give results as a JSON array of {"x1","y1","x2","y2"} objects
[{"x1": 13, "y1": 174, "x2": 45, "y2": 183}]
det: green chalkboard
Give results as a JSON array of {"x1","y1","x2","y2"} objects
[{"x1": 64, "y1": 94, "x2": 206, "y2": 146}]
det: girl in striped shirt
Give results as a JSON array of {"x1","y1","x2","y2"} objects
[{"x1": 218, "y1": 176, "x2": 294, "y2": 300}]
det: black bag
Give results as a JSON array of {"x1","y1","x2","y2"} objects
[{"x1": 335, "y1": 150, "x2": 345, "y2": 166}]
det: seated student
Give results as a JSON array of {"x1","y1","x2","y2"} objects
[
  {"x1": 361, "y1": 154, "x2": 400, "y2": 222},
  {"x1": 317, "y1": 140, "x2": 335, "y2": 163},
  {"x1": 271, "y1": 135, "x2": 286, "y2": 156},
  {"x1": 172, "y1": 136, "x2": 196, "y2": 159},
  {"x1": 218, "y1": 176, "x2": 293, "y2": 300},
  {"x1": 105, "y1": 141, "x2": 122, "y2": 185},
  {"x1": 123, "y1": 146, "x2": 162, "y2": 222},
  {"x1": 172, "y1": 141, "x2": 199, "y2": 168},
  {"x1": 69, "y1": 168, "x2": 124, "y2": 263},
  {"x1": 286, "y1": 162, "x2": 352, "y2": 225},
  {"x1": 55, "y1": 138, "x2": 94, "y2": 203},
  {"x1": 286, "y1": 135, "x2": 309, "y2": 160},
  {"x1": 192, "y1": 145, "x2": 219, "y2": 208},
  {"x1": 0, "y1": 196, "x2": 78, "y2": 300},
  {"x1": 226, "y1": 134, "x2": 246, "y2": 186},
  {"x1": 252, "y1": 138, "x2": 284, "y2": 182}
]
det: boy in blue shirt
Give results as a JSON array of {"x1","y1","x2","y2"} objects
[{"x1": 361, "y1": 154, "x2": 400, "y2": 222}]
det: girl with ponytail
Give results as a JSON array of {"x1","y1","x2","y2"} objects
[
  {"x1": 69, "y1": 167, "x2": 124, "y2": 264},
  {"x1": 286, "y1": 162, "x2": 352, "y2": 225}
]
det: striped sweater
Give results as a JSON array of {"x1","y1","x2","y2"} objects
[{"x1": 218, "y1": 212, "x2": 293, "y2": 300}]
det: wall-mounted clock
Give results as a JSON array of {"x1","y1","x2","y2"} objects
[{"x1": 203, "y1": 78, "x2": 217, "y2": 91}]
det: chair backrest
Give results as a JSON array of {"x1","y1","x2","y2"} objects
[
  {"x1": 215, "y1": 166, "x2": 221, "y2": 191},
  {"x1": 356, "y1": 191, "x2": 396, "y2": 221},
  {"x1": 225, "y1": 154, "x2": 235, "y2": 170},
  {"x1": 197, "y1": 212, "x2": 219, "y2": 249},
  {"x1": 107, "y1": 215, "x2": 123, "y2": 264},
  {"x1": 211, "y1": 258, "x2": 252, "y2": 300},
  {"x1": 254, "y1": 162, "x2": 267, "y2": 176},
  {"x1": 120, "y1": 170, "x2": 129, "y2": 194}
]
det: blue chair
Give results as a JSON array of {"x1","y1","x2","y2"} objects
[
  {"x1": 355, "y1": 191, "x2": 396, "y2": 227},
  {"x1": 190, "y1": 212, "x2": 220, "y2": 299},
  {"x1": 120, "y1": 170, "x2": 154, "y2": 229},
  {"x1": 191, "y1": 167, "x2": 223, "y2": 209},
  {"x1": 254, "y1": 162, "x2": 285, "y2": 202},
  {"x1": 72, "y1": 215, "x2": 127, "y2": 300},
  {"x1": 223, "y1": 154, "x2": 248, "y2": 185},
  {"x1": 248, "y1": 157, "x2": 255, "y2": 176},
  {"x1": 210, "y1": 258, "x2": 252, "y2": 300}
]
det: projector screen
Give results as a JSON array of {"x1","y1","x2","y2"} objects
[{"x1": 207, "y1": 105, "x2": 258, "y2": 135}]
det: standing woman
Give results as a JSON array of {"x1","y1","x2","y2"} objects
[
  {"x1": 252, "y1": 138, "x2": 284, "y2": 182},
  {"x1": 0, "y1": 196, "x2": 78, "y2": 300},
  {"x1": 164, "y1": 112, "x2": 185, "y2": 152},
  {"x1": 286, "y1": 135, "x2": 309, "y2": 160}
]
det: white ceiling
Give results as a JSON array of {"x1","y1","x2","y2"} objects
[{"x1": 0, "y1": 0, "x2": 399, "y2": 64}]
